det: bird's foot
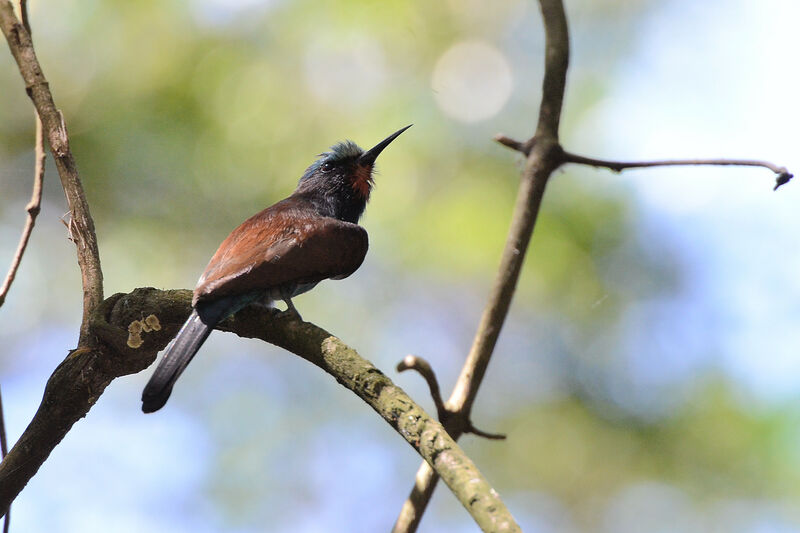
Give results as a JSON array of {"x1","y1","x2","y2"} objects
[{"x1": 279, "y1": 297, "x2": 303, "y2": 321}]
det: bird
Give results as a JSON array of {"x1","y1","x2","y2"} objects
[{"x1": 141, "y1": 125, "x2": 411, "y2": 413}]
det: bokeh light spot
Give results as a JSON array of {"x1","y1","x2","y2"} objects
[
  {"x1": 304, "y1": 35, "x2": 387, "y2": 108},
  {"x1": 431, "y1": 41, "x2": 513, "y2": 123}
]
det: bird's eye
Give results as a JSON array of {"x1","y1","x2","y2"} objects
[{"x1": 321, "y1": 162, "x2": 332, "y2": 172}]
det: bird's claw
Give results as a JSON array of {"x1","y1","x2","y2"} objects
[
  {"x1": 279, "y1": 297, "x2": 303, "y2": 321},
  {"x1": 279, "y1": 308, "x2": 302, "y2": 321}
]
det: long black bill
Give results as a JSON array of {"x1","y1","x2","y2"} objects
[{"x1": 359, "y1": 124, "x2": 412, "y2": 166}]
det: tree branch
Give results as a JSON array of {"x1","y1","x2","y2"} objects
[
  {"x1": 393, "y1": 1, "x2": 571, "y2": 531},
  {"x1": 0, "y1": 385, "x2": 8, "y2": 533},
  {"x1": 0, "y1": 0, "x2": 44, "y2": 309},
  {"x1": 534, "y1": 0, "x2": 570, "y2": 139},
  {"x1": 0, "y1": 5, "x2": 34, "y2": 532},
  {"x1": 561, "y1": 151, "x2": 793, "y2": 190},
  {"x1": 0, "y1": 114, "x2": 44, "y2": 308},
  {"x1": 0, "y1": 289, "x2": 520, "y2": 531},
  {"x1": 397, "y1": 355, "x2": 447, "y2": 422},
  {"x1": 0, "y1": 0, "x2": 103, "y2": 341}
]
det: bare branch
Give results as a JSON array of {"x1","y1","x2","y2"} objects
[
  {"x1": 454, "y1": 0, "x2": 569, "y2": 450},
  {"x1": 0, "y1": 115, "x2": 44, "y2": 308},
  {"x1": 397, "y1": 355, "x2": 447, "y2": 422},
  {"x1": 534, "y1": 0, "x2": 570, "y2": 139},
  {"x1": 562, "y1": 151, "x2": 793, "y2": 191},
  {"x1": 394, "y1": 1, "x2": 571, "y2": 531},
  {"x1": 0, "y1": 385, "x2": 8, "y2": 533},
  {"x1": 466, "y1": 424, "x2": 506, "y2": 441},
  {"x1": 0, "y1": 0, "x2": 45, "y2": 309},
  {"x1": 397, "y1": 355, "x2": 506, "y2": 441},
  {"x1": 493, "y1": 134, "x2": 530, "y2": 155},
  {"x1": 17, "y1": 0, "x2": 27, "y2": 32},
  {"x1": 0, "y1": 0, "x2": 103, "y2": 341},
  {"x1": 0, "y1": 391, "x2": 6, "y2": 454}
]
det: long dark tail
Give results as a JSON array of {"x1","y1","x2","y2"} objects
[
  {"x1": 141, "y1": 295, "x2": 256, "y2": 413},
  {"x1": 141, "y1": 309, "x2": 214, "y2": 413}
]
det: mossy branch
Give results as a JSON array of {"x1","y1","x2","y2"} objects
[{"x1": 0, "y1": 288, "x2": 519, "y2": 532}]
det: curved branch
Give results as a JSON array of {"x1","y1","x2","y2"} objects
[
  {"x1": 0, "y1": 0, "x2": 103, "y2": 341},
  {"x1": 0, "y1": 289, "x2": 520, "y2": 531},
  {"x1": 562, "y1": 151, "x2": 793, "y2": 190},
  {"x1": 393, "y1": 1, "x2": 571, "y2": 531},
  {"x1": 397, "y1": 355, "x2": 447, "y2": 422},
  {"x1": 397, "y1": 355, "x2": 506, "y2": 441}
]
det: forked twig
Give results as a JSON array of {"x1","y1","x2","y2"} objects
[
  {"x1": 394, "y1": 0, "x2": 793, "y2": 530},
  {"x1": 393, "y1": 1, "x2": 571, "y2": 531}
]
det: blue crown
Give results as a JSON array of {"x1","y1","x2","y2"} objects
[{"x1": 323, "y1": 140, "x2": 363, "y2": 161}]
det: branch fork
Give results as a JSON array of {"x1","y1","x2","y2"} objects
[
  {"x1": 495, "y1": 134, "x2": 793, "y2": 192},
  {"x1": 397, "y1": 355, "x2": 505, "y2": 440}
]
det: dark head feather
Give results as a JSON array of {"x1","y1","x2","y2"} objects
[
  {"x1": 326, "y1": 140, "x2": 363, "y2": 161},
  {"x1": 294, "y1": 128, "x2": 409, "y2": 222},
  {"x1": 295, "y1": 140, "x2": 370, "y2": 223},
  {"x1": 299, "y1": 140, "x2": 363, "y2": 183}
]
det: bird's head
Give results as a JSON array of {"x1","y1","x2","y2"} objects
[{"x1": 296, "y1": 125, "x2": 411, "y2": 222}]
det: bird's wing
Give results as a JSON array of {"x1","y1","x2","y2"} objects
[{"x1": 193, "y1": 202, "x2": 368, "y2": 305}]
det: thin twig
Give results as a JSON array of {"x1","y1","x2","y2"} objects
[
  {"x1": 0, "y1": 0, "x2": 104, "y2": 342},
  {"x1": 562, "y1": 151, "x2": 793, "y2": 190},
  {"x1": 0, "y1": 3, "x2": 35, "y2": 529},
  {"x1": 0, "y1": 0, "x2": 44, "y2": 310},
  {"x1": 466, "y1": 424, "x2": 506, "y2": 441},
  {"x1": 397, "y1": 355, "x2": 447, "y2": 422},
  {"x1": 397, "y1": 355, "x2": 506, "y2": 440},
  {"x1": 0, "y1": 391, "x2": 6, "y2": 458},
  {"x1": 0, "y1": 117, "x2": 44, "y2": 308},
  {"x1": 393, "y1": 1, "x2": 571, "y2": 531},
  {"x1": 494, "y1": 134, "x2": 530, "y2": 155},
  {"x1": 0, "y1": 385, "x2": 9, "y2": 532}
]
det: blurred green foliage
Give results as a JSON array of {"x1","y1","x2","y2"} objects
[{"x1": 1, "y1": 0, "x2": 798, "y2": 531}]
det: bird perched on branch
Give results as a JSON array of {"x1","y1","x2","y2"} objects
[{"x1": 141, "y1": 125, "x2": 411, "y2": 413}]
